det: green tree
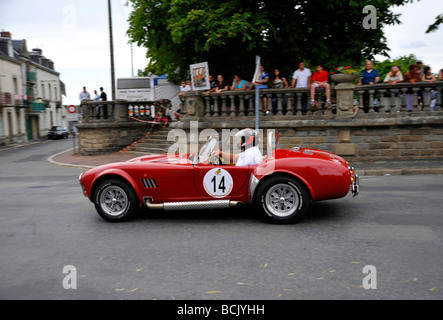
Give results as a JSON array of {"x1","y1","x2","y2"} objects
[{"x1": 127, "y1": 0, "x2": 418, "y2": 83}]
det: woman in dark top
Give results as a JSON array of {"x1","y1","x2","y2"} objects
[{"x1": 271, "y1": 69, "x2": 288, "y2": 114}]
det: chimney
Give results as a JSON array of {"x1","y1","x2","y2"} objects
[
  {"x1": 32, "y1": 48, "x2": 42, "y2": 55},
  {"x1": 0, "y1": 31, "x2": 12, "y2": 39}
]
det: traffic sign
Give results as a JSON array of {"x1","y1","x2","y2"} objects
[{"x1": 67, "y1": 105, "x2": 77, "y2": 114}]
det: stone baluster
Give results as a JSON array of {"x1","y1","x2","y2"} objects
[
  {"x1": 229, "y1": 95, "x2": 236, "y2": 117},
  {"x1": 276, "y1": 93, "x2": 283, "y2": 115},
  {"x1": 204, "y1": 95, "x2": 211, "y2": 117},
  {"x1": 286, "y1": 93, "x2": 294, "y2": 116},
  {"x1": 221, "y1": 95, "x2": 228, "y2": 117},
  {"x1": 239, "y1": 95, "x2": 245, "y2": 116}
]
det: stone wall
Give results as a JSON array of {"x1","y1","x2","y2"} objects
[
  {"x1": 77, "y1": 121, "x2": 152, "y2": 155},
  {"x1": 171, "y1": 115, "x2": 443, "y2": 161}
]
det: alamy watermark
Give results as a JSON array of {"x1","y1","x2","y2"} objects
[
  {"x1": 363, "y1": 5, "x2": 377, "y2": 30},
  {"x1": 62, "y1": 265, "x2": 77, "y2": 289}
]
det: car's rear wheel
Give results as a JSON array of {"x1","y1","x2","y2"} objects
[
  {"x1": 94, "y1": 179, "x2": 138, "y2": 222},
  {"x1": 255, "y1": 176, "x2": 309, "y2": 224}
]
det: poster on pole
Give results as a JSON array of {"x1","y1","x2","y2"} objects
[{"x1": 190, "y1": 62, "x2": 210, "y2": 91}]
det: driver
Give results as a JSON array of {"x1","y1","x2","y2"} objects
[{"x1": 214, "y1": 128, "x2": 263, "y2": 166}]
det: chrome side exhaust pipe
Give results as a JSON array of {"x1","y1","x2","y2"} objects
[{"x1": 145, "y1": 199, "x2": 242, "y2": 211}]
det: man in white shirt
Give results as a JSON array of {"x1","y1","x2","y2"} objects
[
  {"x1": 215, "y1": 129, "x2": 263, "y2": 166},
  {"x1": 79, "y1": 87, "x2": 91, "y2": 102},
  {"x1": 290, "y1": 62, "x2": 312, "y2": 114}
]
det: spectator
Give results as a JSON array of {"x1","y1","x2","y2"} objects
[
  {"x1": 205, "y1": 75, "x2": 218, "y2": 115},
  {"x1": 357, "y1": 60, "x2": 380, "y2": 113},
  {"x1": 416, "y1": 60, "x2": 425, "y2": 105},
  {"x1": 231, "y1": 75, "x2": 247, "y2": 109},
  {"x1": 439, "y1": 68, "x2": 443, "y2": 109},
  {"x1": 422, "y1": 67, "x2": 437, "y2": 111},
  {"x1": 384, "y1": 66, "x2": 403, "y2": 85},
  {"x1": 290, "y1": 61, "x2": 312, "y2": 115},
  {"x1": 179, "y1": 81, "x2": 191, "y2": 97},
  {"x1": 249, "y1": 66, "x2": 270, "y2": 115},
  {"x1": 383, "y1": 66, "x2": 403, "y2": 112},
  {"x1": 79, "y1": 86, "x2": 90, "y2": 116},
  {"x1": 416, "y1": 60, "x2": 425, "y2": 78},
  {"x1": 215, "y1": 75, "x2": 229, "y2": 94},
  {"x1": 100, "y1": 87, "x2": 108, "y2": 119},
  {"x1": 271, "y1": 69, "x2": 288, "y2": 114},
  {"x1": 403, "y1": 64, "x2": 421, "y2": 112},
  {"x1": 230, "y1": 75, "x2": 246, "y2": 90},
  {"x1": 93, "y1": 90, "x2": 100, "y2": 119},
  {"x1": 310, "y1": 65, "x2": 331, "y2": 113},
  {"x1": 205, "y1": 75, "x2": 218, "y2": 96},
  {"x1": 79, "y1": 86, "x2": 90, "y2": 102}
]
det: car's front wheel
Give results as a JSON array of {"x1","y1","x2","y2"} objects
[
  {"x1": 94, "y1": 179, "x2": 138, "y2": 222},
  {"x1": 255, "y1": 176, "x2": 309, "y2": 224}
]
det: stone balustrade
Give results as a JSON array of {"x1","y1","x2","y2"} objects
[{"x1": 179, "y1": 81, "x2": 443, "y2": 120}]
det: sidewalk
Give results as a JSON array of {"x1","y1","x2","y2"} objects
[
  {"x1": 47, "y1": 148, "x2": 443, "y2": 176},
  {"x1": 0, "y1": 140, "x2": 45, "y2": 153}
]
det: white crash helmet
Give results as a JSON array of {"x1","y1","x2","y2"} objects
[{"x1": 235, "y1": 128, "x2": 259, "y2": 148}]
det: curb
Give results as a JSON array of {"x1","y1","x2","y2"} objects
[
  {"x1": 357, "y1": 168, "x2": 443, "y2": 176},
  {"x1": 46, "y1": 148, "x2": 95, "y2": 170}
]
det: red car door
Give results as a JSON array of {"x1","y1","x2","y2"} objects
[{"x1": 193, "y1": 163, "x2": 251, "y2": 199}]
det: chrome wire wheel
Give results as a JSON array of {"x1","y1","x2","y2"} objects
[
  {"x1": 265, "y1": 183, "x2": 299, "y2": 217},
  {"x1": 100, "y1": 186, "x2": 129, "y2": 217}
]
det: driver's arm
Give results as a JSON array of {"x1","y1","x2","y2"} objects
[{"x1": 215, "y1": 150, "x2": 239, "y2": 164}]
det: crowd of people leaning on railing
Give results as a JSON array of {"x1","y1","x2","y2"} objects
[{"x1": 179, "y1": 59, "x2": 443, "y2": 116}]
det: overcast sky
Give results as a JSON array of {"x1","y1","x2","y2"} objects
[{"x1": 0, "y1": 0, "x2": 442, "y2": 106}]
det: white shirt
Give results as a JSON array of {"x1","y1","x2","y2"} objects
[
  {"x1": 180, "y1": 85, "x2": 191, "y2": 92},
  {"x1": 292, "y1": 68, "x2": 312, "y2": 88},
  {"x1": 79, "y1": 91, "x2": 90, "y2": 101},
  {"x1": 236, "y1": 146, "x2": 263, "y2": 166}
]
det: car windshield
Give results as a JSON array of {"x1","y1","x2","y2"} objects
[
  {"x1": 51, "y1": 126, "x2": 63, "y2": 131},
  {"x1": 195, "y1": 137, "x2": 218, "y2": 164}
]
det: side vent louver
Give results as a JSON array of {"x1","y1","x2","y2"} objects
[{"x1": 142, "y1": 179, "x2": 157, "y2": 188}]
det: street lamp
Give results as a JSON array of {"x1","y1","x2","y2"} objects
[{"x1": 108, "y1": 0, "x2": 116, "y2": 101}]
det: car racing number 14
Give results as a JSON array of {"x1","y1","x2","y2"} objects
[{"x1": 203, "y1": 168, "x2": 234, "y2": 198}]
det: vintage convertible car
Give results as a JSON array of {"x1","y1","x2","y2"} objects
[{"x1": 79, "y1": 132, "x2": 359, "y2": 224}]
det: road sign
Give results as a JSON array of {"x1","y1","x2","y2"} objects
[{"x1": 67, "y1": 105, "x2": 77, "y2": 114}]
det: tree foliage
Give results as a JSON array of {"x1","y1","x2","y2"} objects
[{"x1": 127, "y1": 0, "x2": 419, "y2": 83}]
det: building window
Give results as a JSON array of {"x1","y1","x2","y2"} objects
[
  {"x1": 13, "y1": 77, "x2": 18, "y2": 95},
  {"x1": 41, "y1": 83, "x2": 45, "y2": 99},
  {"x1": 49, "y1": 83, "x2": 52, "y2": 100}
]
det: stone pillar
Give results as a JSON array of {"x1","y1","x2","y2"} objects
[
  {"x1": 182, "y1": 91, "x2": 205, "y2": 121},
  {"x1": 335, "y1": 82, "x2": 355, "y2": 118}
]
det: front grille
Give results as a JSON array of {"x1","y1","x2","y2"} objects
[{"x1": 142, "y1": 179, "x2": 157, "y2": 188}]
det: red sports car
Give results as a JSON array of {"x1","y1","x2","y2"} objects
[{"x1": 79, "y1": 132, "x2": 359, "y2": 224}]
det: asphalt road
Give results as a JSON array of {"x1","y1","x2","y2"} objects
[{"x1": 0, "y1": 138, "x2": 442, "y2": 300}]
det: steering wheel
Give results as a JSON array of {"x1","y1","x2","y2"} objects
[{"x1": 208, "y1": 152, "x2": 225, "y2": 165}]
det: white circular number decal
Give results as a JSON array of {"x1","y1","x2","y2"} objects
[{"x1": 203, "y1": 168, "x2": 234, "y2": 198}]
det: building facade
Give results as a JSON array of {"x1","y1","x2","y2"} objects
[{"x1": 0, "y1": 31, "x2": 66, "y2": 146}]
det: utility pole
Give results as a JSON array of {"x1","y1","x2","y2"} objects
[
  {"x1": 108, "y1": 0, "x2": 116, "y2": 101},
  {"x1": 130, "y1": 42, "x2": 134, "y2": 77}
]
